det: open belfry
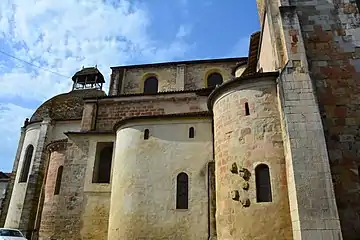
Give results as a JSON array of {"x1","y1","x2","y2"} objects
[{"x1": 1, "y1": 0, "x2": 360, "y2": 239}]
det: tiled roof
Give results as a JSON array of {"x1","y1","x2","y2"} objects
[
  {"x1": 242, "y1": 31, "x2": 261, "y2": 76},
  {"x1": 30, "y1": 89, "x2": 106, "y2": 123}
]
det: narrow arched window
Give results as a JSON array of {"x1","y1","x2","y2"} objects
[
  {"x1": 255, "y1": 164, "x2": 272, "y2": 202},
  {"x1": 144, "y1": 129, "x2": 150, "y2": 140},
  {"x1": 92, "y1": 142, "x2": 114, "y2": 183},
  {"x1": 358, "y1": 166, "x2": 360, "y2": 181},
  {"x1": 176, "y1": 172, "x2": 189, "y2": 209},
  {"x1": 19, "y1": 145, "x2": 34, "y2": 183},
  {"x1": 245, "y1": 102, "x2": 250, "y2": 116},
  {"x1": 207, "y1": 72, "x2": 223, "y2": 88},
  {"x1": 189, "y1": 127, "x2": 195, "y2": 139},
  {"x1": 54, "y1": 166, "x2": 63, "y2": 195},
  {"x1": 144, "y1": 76, "x2": 158, "y2": 94}
]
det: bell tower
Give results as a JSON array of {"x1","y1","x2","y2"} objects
[{"x1": 71, "y1": 66, "x2": 105, "y2": 91}]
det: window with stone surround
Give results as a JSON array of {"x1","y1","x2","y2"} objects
[
  {"x1": 19, "y1": 144, "x2": 34, "y2": 183},
  {"x1": 207, "y1": 72, "x2": 223, "y2": 88},
  {"x1": 189, "y1": 127, "x2": 195, "y2": 138},
  {"x1": 255, "y1": 164, "x2": 272, "y2": 202},
  {"x1": 92, "y1": 142, "x2": 113, "y2": 183},
  {"x1": 245, "y1": 102, "x2": 250, "y2": 116},
  {"x1": 176, "y1": 172, "x2": 189, "y2": 209},
  {"x1": 54, "y1": 166, "x2": 63, "y2": 195},
  {"x1": 144, "y1": 76, "x2": 158, "y2": 94}
]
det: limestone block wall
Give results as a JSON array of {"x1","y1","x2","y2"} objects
[
  {"x1": 53, "y1": 137, "x2": 90, "y2": 240},
  {"x1": 81, "y1": 135, "x2": 115, "y2": 240},
  {"x1": 109, "y1": 118, "x2": 212, "y2": 240},
  {"x1": 5, "y1": 124, "x2": 40, "y2": 228},
  {"x1": 285, "y1": 1, "x2": 360, "y2": 238},
  {"x1": 94, "y1": 93, "x2": 209, "y2": 131},
  {"x1": 184, "y1": 62, "x2": 238, "y2": 90},
  {"x1": 38, "y1": 140, "x2": 67, "y2": 240},
  {"x1": 210, "y1": 76, "x2": 292, "y2": 240},
  {"x1": 122, "y1": 66, "x2": 178, "y2": 94},
  {"x1": 110, "y1": 59, "x2": 242, "y2": 95}
]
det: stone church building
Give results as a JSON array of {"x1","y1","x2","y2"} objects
[{"x1": 1, "y1": 0, "x2": 360, "y2": 239}]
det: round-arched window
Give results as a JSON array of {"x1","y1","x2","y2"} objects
[
  {"x1": 207, "y1": 72, "x2": 223, "y2": 88},
  {"x1": 144, "y1": 76, "x2": 158, "y2": 94}
]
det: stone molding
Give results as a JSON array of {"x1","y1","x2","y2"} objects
[{"x1": 46, "y1": 139, "x2": 68, "y2": 153}]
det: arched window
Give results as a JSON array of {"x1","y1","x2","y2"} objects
[
  {"x1": 54, "y1": 166, "x2": 63, "y2": 195},
  {"x1": 206, "y1": 72, "x2": 223, "y2": 88},
  {"x1": 144, "y1": 129, "x2": 150, "y2": 140},
  {"x1": 245, "y1": 102, "x2": 250, "y2": 116},
  {"x1": 176, "y1": 172, "x2": 189, "y2": 209},
  {"x1": 19, "y1": 145, "x2": 34, "y2": 183},
  {"x1": 189, "y1": 127, "x2": 195, "y2": 139},
  {"x1": 92, "y1": 142, "x2": 113, "y2": 183},
  {"x1": 144, "y1": 76, "x2": 158, "y2": 94},
  {"x1": 255, "y1": 164, "x2": 272, "y2": 202}
]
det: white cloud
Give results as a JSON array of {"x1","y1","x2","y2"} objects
[{"x1": 0, "y1": 0, "x2": 192, "y2": 171}]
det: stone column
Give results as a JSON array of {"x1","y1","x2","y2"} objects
[
  {"x1": 0, "y1": 127, "x2": 26, "y2": 226},
  {"x1": 19, "y1": 118, "x2": 52, "y2": 239},
  {"x1": 176, "y1": 64, "x2": 185, "y2": 90}
]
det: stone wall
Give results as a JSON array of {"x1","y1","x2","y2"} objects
[
  {"x1": 122, "y1": 65, "x2": 178, "y2": 94},
  {"x1": 276, "y1": 1, "x2": 360, "y2": 238},
  {"x1": 210, "y1": 76, "x2": 293, "y2": 240},
  {"x1": 110, "y1": 60, "x2": 241, "y2": 95},
  {"x1": 184, "y1": 62, "x2": 238, "y2": 90},
  {"x1": 54, "y1": 137, "x2": 89, "y2": 240},
  {"x1": 38, "y1": 140, "x2": 67, "y2": 240},
  {"x1": 93, "y1": 93, "x2": 209, "y2": 131},
  {"x1": 81, "y1": 135, "x2": 114, "y2": 240},
  {"x1": 108, "y1": 118, "x2": 212, "y2": 240}
]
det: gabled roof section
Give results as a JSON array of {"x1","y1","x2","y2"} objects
[{"x1": 241, "y1": 31, "x2": 261, "y2": 76}]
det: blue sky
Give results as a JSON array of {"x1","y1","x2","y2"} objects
[{"x1": 0, "y1": 0, "x2": 260, "y2": 172}]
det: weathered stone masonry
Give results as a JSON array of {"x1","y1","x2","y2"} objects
[
  {"x1": 292, "y1": 2, "x2": 360, "y2": 238},
  {"x1": 209, "y1": 74, "x2": 293, "y2": 240}
]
